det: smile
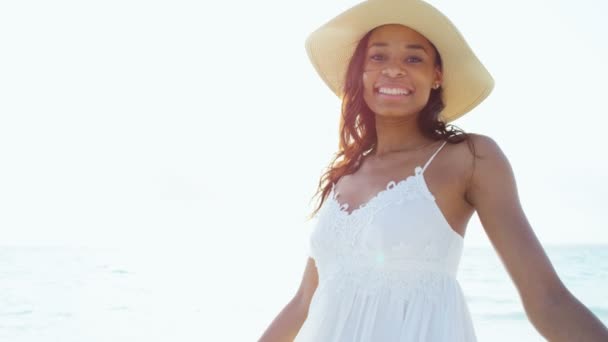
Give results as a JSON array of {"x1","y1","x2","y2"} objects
[
  {"x1": 374, "y1": 87, "x2": 414, "y2": 100},
  {"x1": 377, "y1": 87, "x2": 411, "y2": 96}
]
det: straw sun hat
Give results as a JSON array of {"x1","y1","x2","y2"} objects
[{"x1": 305, "y1": 0, "x2": 494, "y2": 123}]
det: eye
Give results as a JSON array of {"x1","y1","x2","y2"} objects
[
  {"x1": 370, "y1": 54, "x2": 385, "y2": 61},
  {"x1": 406, "y1": 56, "x2": 423, "y2": 63}
]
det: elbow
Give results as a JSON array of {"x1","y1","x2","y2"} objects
[
  {"x1": 523, "y1": 284, "x2": 570, "y2": 328},
  {"x1": 526, "y1": 272, "x2": 570, "y2": 312}
]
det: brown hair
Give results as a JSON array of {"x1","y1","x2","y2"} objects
[{"x1": 308, "y1": 28, "x2": 477, "y2": 219}]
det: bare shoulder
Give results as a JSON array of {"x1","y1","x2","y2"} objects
[
  {"x1": 440, "y1": 132, "x2": 501, "y2": 163},
  {"x1": 469, "y1": 133, "x2": 509, "y2": 172},
  {"x1": 467, "y1": 132, "x2": 504, "y2": 157},
  {"x1": 438, "y1": 132, "x2": 503, "y2": 179},
  {"x1": 466, "y1": 133, "x2": 518, "y2": 209},
  {"x1": 443, "y1": 132, "x2": 510, "y2": 205},
  {"x1": 447, "y1": 132, "x2": 504, "y2": 161}
]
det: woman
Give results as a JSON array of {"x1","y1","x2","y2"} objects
[{"x1": 259, "y1": 0, "x2": 608, "y2": 341}]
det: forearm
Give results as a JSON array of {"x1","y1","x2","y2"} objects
[
  {"x1": 527, "y1": 290, "x2": 608, "y2": 341},
  {"x1": 258, "y1": 296, "x2": 308, "y2": 342}
]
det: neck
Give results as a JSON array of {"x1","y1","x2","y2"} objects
[{"x1": 371, "y1": 114, "x2": 435, "y2": 158}]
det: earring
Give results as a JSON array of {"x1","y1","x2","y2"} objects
[{"x1": 433, "y1": 83, "x2": 440, "y2": 89}]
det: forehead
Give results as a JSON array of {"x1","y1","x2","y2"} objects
[{"x1": 367, "y1": 24, "x2": 433, "y2": 49}]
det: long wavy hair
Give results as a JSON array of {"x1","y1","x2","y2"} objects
[{"x1": 308, "y1": 28, "x2": 477, "y2": 219}]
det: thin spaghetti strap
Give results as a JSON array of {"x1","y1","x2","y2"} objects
[{"x1": 421, "y1": 140, "x2": 448, "y2": 173}]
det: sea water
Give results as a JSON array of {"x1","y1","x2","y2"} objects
[{"x1": 1, "y1": 245, "x2": 606, "y2": 341}]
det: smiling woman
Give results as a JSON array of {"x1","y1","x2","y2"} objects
[{"x1": 258, "y1": 0, "x2": 608, "y2": 341}]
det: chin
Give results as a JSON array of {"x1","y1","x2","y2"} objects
[{"x1": 374, "y1": 108, "x2": 419, "y2": 119}]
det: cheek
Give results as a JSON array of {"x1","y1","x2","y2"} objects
[
  {"x1": 361, "y1": 73, "x2": 375, "y2": 98},
  {"x1": 361, "y1": 73, "x2": 374, "y2": 108},
  {"x1": 362, "y1": 72, "x2": 370, "y2": 86},
  {"x1": 362, "y1": 72, "x2": 375, "y2": 93}
]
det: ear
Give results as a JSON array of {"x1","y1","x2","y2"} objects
[{"x1": 433, "y1": 66, "x2": 443, "y2": 86}]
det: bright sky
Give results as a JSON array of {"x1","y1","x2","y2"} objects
[
  {"x1": 1, "y1": 0, "x2": 607, "y2": 248},
  {"x1": 1, "y1": 0, "x2": 607, "y2": 339},
  {"x1": 2, "y1": 0, "x2": 606, "y2": 250}
]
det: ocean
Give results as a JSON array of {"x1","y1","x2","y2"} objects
[{"x1": 1, "y1": 245, "x2": 606, "y2": 341}]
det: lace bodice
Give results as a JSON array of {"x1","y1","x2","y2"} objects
[{"x1": 307, "y1": 141, "x2": 463, "y2": 299}]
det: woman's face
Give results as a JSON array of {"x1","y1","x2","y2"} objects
[{"x1": 362, "y1": 24, "x2": 442, "y2": 119}]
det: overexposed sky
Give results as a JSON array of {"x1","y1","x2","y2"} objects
[{"x1": 1, "y1": 0, "x2": 607, "y2": 252}]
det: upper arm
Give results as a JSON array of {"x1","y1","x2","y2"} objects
[
  {"x1": 295, "y1": 257, "x2": 319, "y2": 312},
  {"x1": 466, "y1": 134, "x2": 568, "y2": 309}
]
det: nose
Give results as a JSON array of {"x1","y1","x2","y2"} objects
[{"x1": 381, "y1": 66, "x2": 406, "y2": 78}]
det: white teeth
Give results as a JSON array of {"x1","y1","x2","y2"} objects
[{"x1": 378, "y1": 87, "x2": 411, "y2": 95}]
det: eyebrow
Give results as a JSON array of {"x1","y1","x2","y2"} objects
[{"x1": 368, "y1": 42, "x2": 428, "y2": 54}]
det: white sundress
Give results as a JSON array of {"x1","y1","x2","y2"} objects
[{"x1": 294, "y1": 141, "x2": 477, "y2": 342}]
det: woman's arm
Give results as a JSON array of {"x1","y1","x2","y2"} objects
[
  {"x1": 466, "y1": 134, "x2": 608, "y2": 341},
  {"x1": 258, "y1": 257, "x2": 318, "y2": 342},
  {"x1": 258, "y1": 296, "x2": 308, "y2": 342}
]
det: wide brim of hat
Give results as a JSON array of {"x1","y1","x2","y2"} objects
[{"x1": 305, "y1": 0, "x2": 494, "y2": 123}]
